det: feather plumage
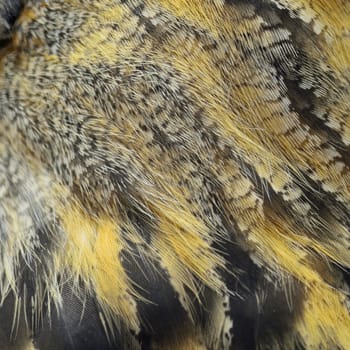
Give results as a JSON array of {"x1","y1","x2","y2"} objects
[{"x1": 1, "y1": 0, "x2": 350, "y2": 349}]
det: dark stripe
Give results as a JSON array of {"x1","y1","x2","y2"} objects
[
  {"x1": 120, "y1": 240, "x2": 200, "y2": 348},
  {"x1": 33, "y1": 282, "x2": 125, "y2": 350},
  {"x1": 0, "y1": 0, "x2": 22, "y2": 40}
]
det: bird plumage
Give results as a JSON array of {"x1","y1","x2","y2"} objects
[{"x1": 1, "y1": 0, "x2": 350, "y2": 349}]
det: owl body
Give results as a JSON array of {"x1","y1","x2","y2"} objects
[{"x1": 1, "y1": 0, "x2": 350, "y2": 349}]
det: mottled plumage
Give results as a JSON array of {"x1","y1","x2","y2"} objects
[{"x1": 1, "y1": 0, "x2": 350, "y2": 349}]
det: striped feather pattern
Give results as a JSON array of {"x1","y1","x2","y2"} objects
[{"x1": 0, "y1": 0, "x2": 350, "y2": 349}]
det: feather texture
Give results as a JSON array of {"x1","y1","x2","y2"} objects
[{"x1": 0, "y1": 0, "x2": 350, "y2": 349}]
